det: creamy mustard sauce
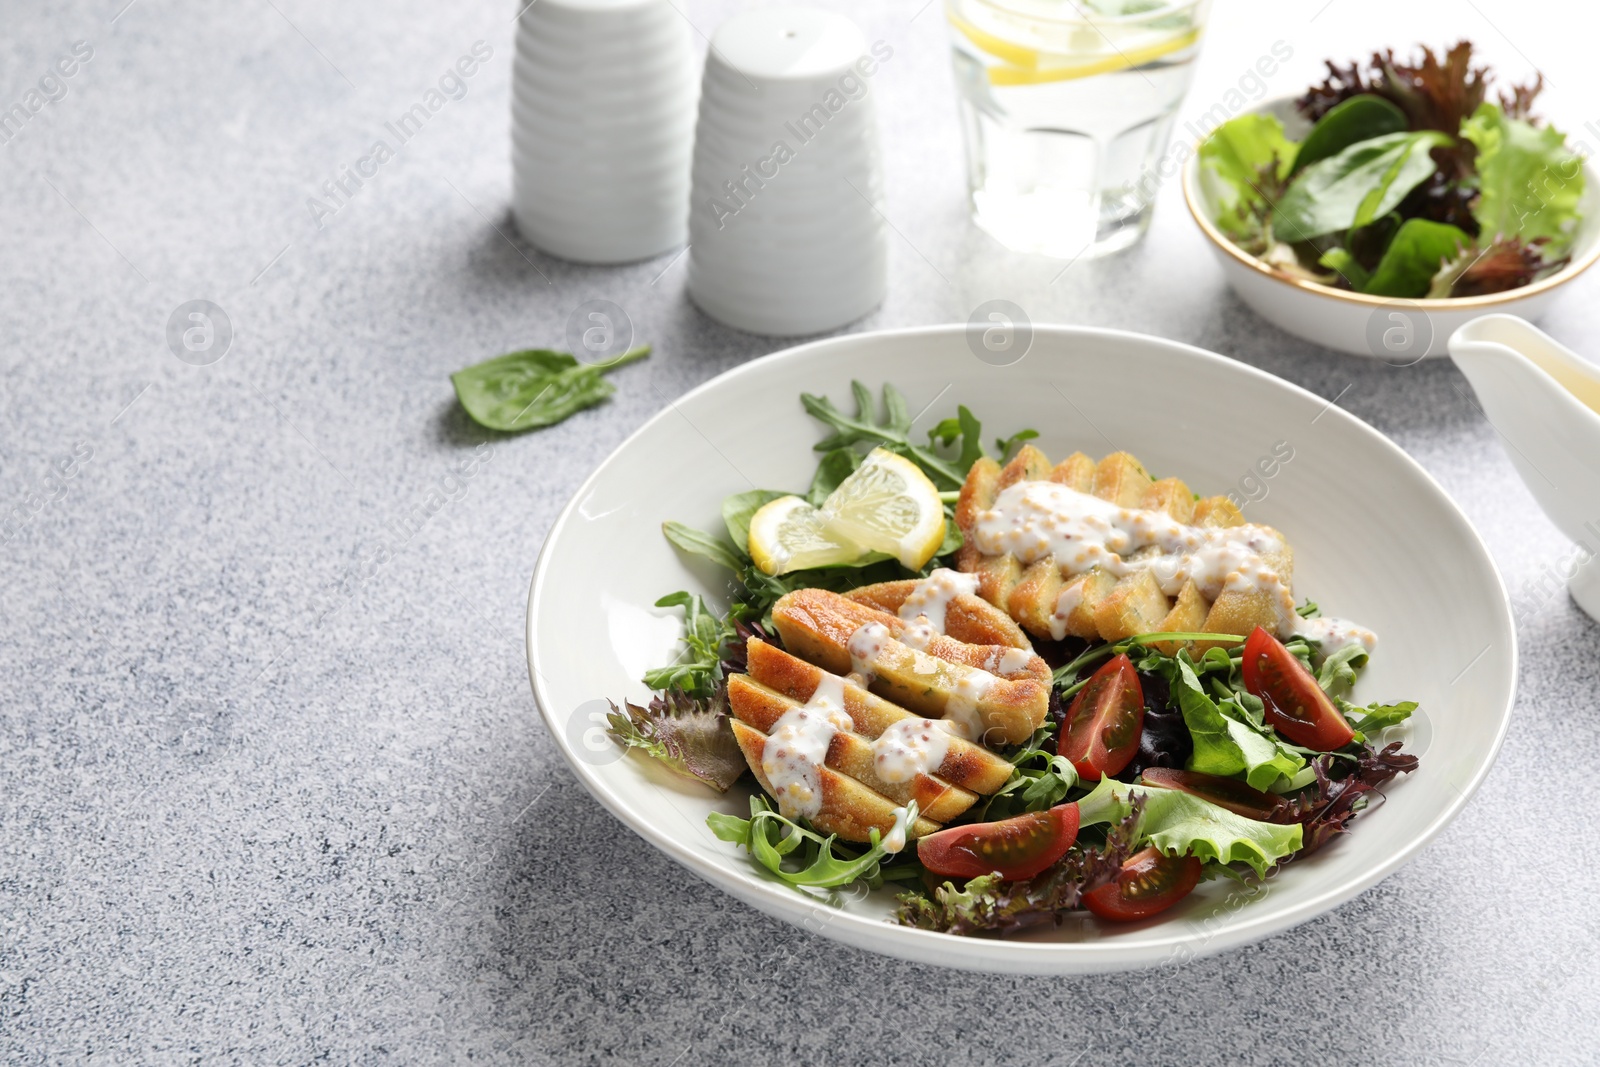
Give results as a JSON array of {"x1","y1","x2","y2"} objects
[
  {"x1": 898, "y1": 568, "x2": 982, "y2": 632},
  {"x1": 974, "y1": 481, "x2": 1297, "y2": 637},
  {"x1": 760, "y1": 672, "x2": 852, "y2": 820},
  {"x1": 871, "y1": 716, "x2": 953, "y2": 784},
  {"x1": 1294, "y1": 614, "x2": 1378, "y2": 657},
  {"x1": 882, "y1": 804, "x2": 911, "y2": 853}
]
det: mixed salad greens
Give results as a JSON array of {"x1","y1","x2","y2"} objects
[
  {"x1": 607, "y1": 384, "x2": 1420, "y2": 937},
  {"x1": 1200, "y1": 41, "x2": 1585, "y2": 298}
]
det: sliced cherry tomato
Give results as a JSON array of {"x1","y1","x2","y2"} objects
[
  {"x1": 1241, "y1": 626, "x2": 1354, "y2": 751},
  {"x1": 916, "y1": 804, "x2": 1079, "y2": 882},
  {"x1": 1058, "y1": 653, "x2": 1144, "y2": 780},
  {"x1": 1082, "y1": 846, "x2": 1203, "y2": 922},
  {"x1": 1138, "y1": 768, "x2": 1284, "y2": 821}
]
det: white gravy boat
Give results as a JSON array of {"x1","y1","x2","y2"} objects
[{"x1": 1449, "y1": 314, "x2": 1600, "y2": 621}]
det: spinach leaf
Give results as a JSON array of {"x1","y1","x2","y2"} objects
[
  {"x1": 721, "y1": 489, "x2": 787, "y2": 552},
  {"x1": 1292, "y1": 94, "x2": 1408, "y2": 174},
  {"x1": 451, "y1": 345, "x2": 650, "y2": 431},
  {"x1": 1164, "y1": 654, "x2": 1303, "y2": 790},
  {"x1": 1361, "y1": 218, "x2": 1471, "y2": 297},
  {"x1": 806, "y1": 449, "x2": 860, "y2": 507},
  {"x1": 1273, "y1": 131, "x2": 1450, "y2": 240}
]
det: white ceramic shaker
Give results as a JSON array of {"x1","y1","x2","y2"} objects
[
  {"x1": 686, "y1": 7, "x2": 889, "y2": 335},
  {"x1": 511, "y1": 0, "x2": 697, "y2": 264}
]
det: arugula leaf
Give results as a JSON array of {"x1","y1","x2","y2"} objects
[
  {"x1": 606, "y1": 687, "x2": 746, "y2": 792},
  {"x1": 802, "y1": 383, "x2": 1032, "y2": 491},
  {"x1": 1164, "y1": 654, "x2": 1303, "y2": 790},
  {"x1": 926, "y1": 405, "x2": 986, "y2": 475},
  {"x1": 993, "y1": 429, "x2": 1040, "y2": 463},
  {"x1": 1361, "y1": 218, "x2": 1471, "y2": 297},
  {"x1": 1343, "y1": 699, "x2": 1416, "y2": 741},
  {"x1": 1462, "y1": 102, "x2": 1585, "y2": 253},
  {"x1": 976, "y1": 732, "x2": 1079, "y2": 820},
  {"x1": 1198, "y1": 112, "x2": 1298, "y2": 246},
  {"x1": 708, "y1": 796, "x2": 914, "y2": 889},
  {"x1": 1315, "y1": 641, "x2": 1371, "y2": 699},
  {"x1": 1292, "y1": 93, "x2": 1408, "y2": 174},
  {"x1": 1076, "y1": 777, "x2": 1304, "y2": 877},
  {"x1": 1273, "y1": 131, "x2": 1451, "y2": 240},
  {"x1": 641, "y1": 591, "x2": 733, "y2": 696},
  {"x1": 661, "y1": 520, "x2": 745, "y2": 572},
  {"x1": 451, "y1": 345, "x2": 650, "y2": 431}
]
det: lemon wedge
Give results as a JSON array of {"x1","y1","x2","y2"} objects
[
  {"x1": 747, "y1": 495, "x2": 863, "y2": 576},
  {"x1": 949, "y1": 12, "x2": 1201, "y2": 87},
  {"x1": 820, "y1": 448, "x2": 947, "y2": 570}
]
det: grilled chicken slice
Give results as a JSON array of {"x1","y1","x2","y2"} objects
[
  {"x1": 770, "y1": 589, "x2": 1050, "y2": 746},
  {"x1": 844, "y1": 580, "x2": 1032, "y2": 651},
  {"x1": 954, "y1": 448, "x2": 1298, "y2": 646},
  {"x1": 743, "y1": 639, "x2": 1014, "y2": 795},
  {"x1": 729, "y1": 721, "x2": 943, "y2": 842},
  {"x1": 727, "y1": 674, "x2": 980, "y2": 823}
]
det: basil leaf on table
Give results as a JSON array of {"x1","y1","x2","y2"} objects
[
  {"x1": 1273, "y1": 131, "x2": 1450, "y2": 241},
  {"x1": 1291, "y1": 94, "x2": 1408, "y2": 175},
  {"x1": 451, "y1": 345, "x2": 650, "y2": 431},
  {"x1": 1361, "y1": 218, "x2": 1472, "y2": 297}
]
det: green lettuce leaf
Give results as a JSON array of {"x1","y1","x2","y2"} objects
[
  {"x1": 1462, "y1": 102, "x2": 1585, "y2": 254},
  {"x1": 1168, "y1": 655, "x2": 1303, "y2": 790},
  {"x1": 1362, "y1": 218, "x2": 1472, "y2": 297},
  {"x1": 1076, "y1": 778, "x2": 1303, "y2": 877},
  {"x1": 1198, "y1": 113, "x2": 1297, "y2": 243},
  {"x1": 708, "y1": 795, "x2": 913, "y2": 889},
  {"x1": 1273, "y1": 130, "x2": 1451, "y2": 240}
]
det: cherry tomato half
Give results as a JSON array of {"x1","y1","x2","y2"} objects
[
  {"x1": 1241, "y1": 626, "x2": 1354, "y2": 751},
  {"x1": 1059, "y1": 653, "x2": 1145, "y2": 780},
  {"x1": 1138, "y1": 768, "x2": 1284, "y2": 821},
  {"x1": 1082, "y1": 846, "x2": 1203, "y2": 922},
  {"x1": 916, "y1": 804, "x2": 1080, "y2": 882}
]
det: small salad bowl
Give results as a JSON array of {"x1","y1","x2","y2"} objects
[{"x1": 1181, "y1": 95, "x2": 1600, "y2": 360}]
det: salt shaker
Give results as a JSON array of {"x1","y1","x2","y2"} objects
[
  {"x1": 511, "y1": 0, "x2": 697, "y2": 264},
  {"x1": 686, "y1": 8, "x2": 889, "y2": 335}
]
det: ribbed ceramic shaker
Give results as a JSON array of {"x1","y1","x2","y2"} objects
[
  {"x1": 686, "y1": 7, "x2": 890, "y2": 335},
  {"x1": 511, "y1": 0, "x2": 697, "y2": 264}
]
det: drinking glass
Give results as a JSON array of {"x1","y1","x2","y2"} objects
[{"x1": 946, "y1": 0, "x2": 1212, "y2": 258}]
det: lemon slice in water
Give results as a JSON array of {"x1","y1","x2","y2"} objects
[
  {"x1": 949, "y1": 12, "x2": 1200, "y2": 87},
  {"x1": 820, "y1": 448, "x2": 947, "y2": 571},
  {"x1": 747, "y1": 495, "x2": 863, "y2": 576}
]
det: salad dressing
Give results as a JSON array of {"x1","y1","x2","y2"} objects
[
  {"x1": 760, "y1": 671, "x2": 852, "y2": 820},
  {"x1": 898, "y1": 568, "x2": 982, "y2": 632},
  {"x1": 871, "y1": 716, "x2": 953, "y2": 784},
  {"x1": 1294, "y1": 615, "x2": 1378, "y2": 657},
  {"x1": 882, "y1": 804, "x2": 911, "y2": 854},
  {"x1": 975, "y1": 481, "x2": 1297, "y2": 631}
]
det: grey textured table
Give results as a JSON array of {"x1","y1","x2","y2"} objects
[{"x1": 3, "y1": 0, "x2": 1596, "y2": 1063}]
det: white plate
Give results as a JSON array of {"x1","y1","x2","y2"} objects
[
  {"x1": 525, "y1": 325, "x2": 1517, "y2": 974},
  {"x1": 1182, "y1": 95, "x2": 1600, "y2": 360}
]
